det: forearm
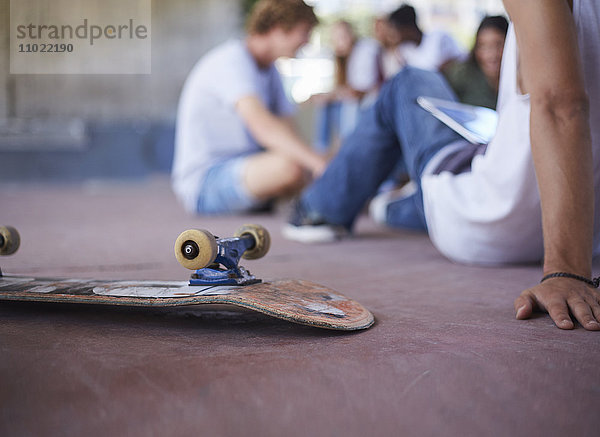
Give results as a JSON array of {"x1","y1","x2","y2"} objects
[
  {"x1": 530, "y1": 95, "x2": 594, "y2": 277},
  {"x1": 504, "y1": 0, "x2": 594, "y2": 276},
  {"x1": 237, "y1": 96, "x2": 325, "y2": 174},
  {"x1": 254, "y1": 115, "x2": 325, "y2": 172},
  {"x1": 507, "y1": 0, "x2": 600, "y2": 330}
]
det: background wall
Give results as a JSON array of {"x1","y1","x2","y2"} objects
[
  {"x1": 1, "y1": 0, "x2": 243, "y2": 122},
  {"x1": 0, "y1": 0, "x2": 244, "y2": 181}
]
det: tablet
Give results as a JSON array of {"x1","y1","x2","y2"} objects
[{"x1": 417, "y1": 96, "x2": 498, "y2": 144}]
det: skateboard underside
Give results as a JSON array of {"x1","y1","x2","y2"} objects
[{"x1": 0, "y1": 275, "x2": 374, "y2": 330}]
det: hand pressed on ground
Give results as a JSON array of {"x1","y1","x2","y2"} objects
[{"x1": 514, "y1": 278, "x2": 600, "y2": 330}]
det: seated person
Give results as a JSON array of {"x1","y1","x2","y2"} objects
[
  {"x1": 313, "y1": 20, "x2": 382, "y2": 152},
  {"x1": 381, "y1": 4, "x2": 465, "y2": 77},
  {"x1": 443, "y1": 16, "x2": 509, "y2": 109},
  {"x1": 172, "y1": 0, "x2": 326, "y2": 215},
  {"x1": 284, "y1": 0, "x2": 600, "y2": 331}
]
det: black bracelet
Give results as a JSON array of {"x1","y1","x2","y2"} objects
[{"x1": 540, "y1": 272, "x2": 600, "y2": 288}]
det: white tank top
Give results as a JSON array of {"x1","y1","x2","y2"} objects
[{"x1": 421, "y1": 0, "x2": 600, "y2": 265}]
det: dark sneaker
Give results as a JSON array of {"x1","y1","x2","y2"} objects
[{"x1": 282, "y1": 200, "x2": 347, "y2": 243}]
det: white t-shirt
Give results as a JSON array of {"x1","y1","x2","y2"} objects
[
  {"x1": 422, "y1": 0, "x2": 600, "y2": 265},
  {"x1": 346, "y1": 38, "x2": 381, "y2": 93},
  {"x1": 382, "y1": 30, "x2": 464, "y2": 78},
  {"x1": 172, "y1": 39, "x2": 295, "y2": 212}
]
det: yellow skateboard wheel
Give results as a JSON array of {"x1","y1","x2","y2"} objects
[
  {"x1": 0, "y1": 226, "x2": 20, "y2": 256},
  {"x1": 174, "y1": 229, "x2": 218, "y2": 270},
  {"x1": 234, "y1": 224, "x2": 270, "y2": 260}
]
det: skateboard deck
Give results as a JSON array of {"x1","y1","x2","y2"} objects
[{"x1": 0, "y1": 275, "x2": 374, "y2": 331}]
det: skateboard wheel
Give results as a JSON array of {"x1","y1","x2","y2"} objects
[
  {"x1": 234, "y1": 224, "x2": 270, "y2": 260},
  {"x1": 0, "y1": 226, "x2": 20, "y2": 256},
  {"x1": 174, "y1": 229, "x2": 218, "y2": 270}
]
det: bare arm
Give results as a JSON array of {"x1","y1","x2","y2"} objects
[
  {"x1": 505, "y1": 0, "x2": 600, "y2": 330},
  {"x1": 236, "y1": 96, "x2": 326, "y2": 177}
]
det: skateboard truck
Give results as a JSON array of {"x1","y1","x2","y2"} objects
[
  {"x1": 188, "y1": 235, "x2": 259, "y2": 286},
  {"x1": 174, "y1": 225, "x2": 271, "y2": 286}
]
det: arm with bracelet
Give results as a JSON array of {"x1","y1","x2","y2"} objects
[{"x1": 507, "y1": 0, "x2": 600, "y2": 330}]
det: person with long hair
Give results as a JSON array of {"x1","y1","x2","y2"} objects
[
  {"x1": 443, "y1": 16, "x2": 509, "y2": 109},
  {"x1": 312, "y1": 20, "x2": 381, "y2": 152}
]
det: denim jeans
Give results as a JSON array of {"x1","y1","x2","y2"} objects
[
  {"x1": 301, "y1": 67, "x2": 463, "y2": 230},
  {"x1": 196, "y1": 154, "x2": 262, "y2": 214}
]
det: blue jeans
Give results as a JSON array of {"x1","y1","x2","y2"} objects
[{"x1": 301, "y1": 68, "x2": 463, "y2": 230}]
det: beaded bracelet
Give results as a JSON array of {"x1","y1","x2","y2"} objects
[{"x1": 540, "y1": 272, "x2": 600, "y2": 288}]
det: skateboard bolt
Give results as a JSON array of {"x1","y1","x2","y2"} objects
[{"x1": 182, "y1": 240, "x2": 200, "y2": 260}]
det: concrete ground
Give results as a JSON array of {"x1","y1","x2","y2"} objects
[{"x1": 1, "y1": 178, "x2": 599, "y2": 437}]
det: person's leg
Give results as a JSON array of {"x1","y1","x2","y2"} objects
[
  {"x1": 243, "y1": 152, "x2": 305, "y2": 200},
  {"x1": 373, "y1": 68, "x2": 464, "y2": 229},
  {"x1": 376, "y1": 68, "x2": 461, "y2": 179},
  {"x1": 301, "y1": 97, "x2": 402, "y2": 229},
  {"x1": 339, "y1": 100, "x2": 360, "y2": 139},
  {"x1": 197, "y1": 152, "x2": 304, "y2": 214},
  {"x1": 299, "y1": 67, "x2": 462, "y2": 230},
  {"x1": 369, "y1": 180, "x2": 426, "y2": 230},
  {"x1": 314, "y1": 101, "x2": 341, "y2": 153}
]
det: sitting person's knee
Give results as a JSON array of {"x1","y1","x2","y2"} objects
[
  {"x1": 273, "y1": 156, "x2": 305, "y2": 190},
  {"x1": 244, "y1": 153, "x2": 305, "y2": 199}
]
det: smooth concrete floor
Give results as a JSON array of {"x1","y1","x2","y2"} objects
[{"x1": 1, "y1": 178, "x2": 599, "y2": 437}]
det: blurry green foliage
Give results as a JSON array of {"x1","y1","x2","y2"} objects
[{"x1": 242, "y1": 0, "x2": 261, "y2": 16}]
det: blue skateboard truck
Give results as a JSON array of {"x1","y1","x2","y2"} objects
[{"x1": 174, "y1": 224, "x2": 271, "y2": 286}]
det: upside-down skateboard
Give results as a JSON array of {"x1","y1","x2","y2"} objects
[{"x1": 0, "y1": 225, "x2": 374, "y2": 330}]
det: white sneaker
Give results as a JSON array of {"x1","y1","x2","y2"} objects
[
  {"x1": 369, "y1": 180, "x2": 418, "y2": 225},
  {"x1": 281, "y1": 223, "x2": 347, "y2": 244},
  {"x1": 282, "y1": 200, "x2": 348, "y2": 244}
]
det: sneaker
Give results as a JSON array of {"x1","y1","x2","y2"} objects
[
  {"x1": 282, "y1": 200, "x2": 347, "y2": 244},
  {"x1": 369, "y1": 180, "x2": 418, "y2": 226}
]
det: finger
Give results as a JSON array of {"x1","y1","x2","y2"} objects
[
  {"x1": 568, "y1": 297, "x2": 600, "y2": 331},
  {"x1": 590, "y1": 296, "x2": 600, "y2": 323},
  {"x1": 545, "y1": 298, "x2": 574, "y2": 330},
  {"x1": 514, "y1": 292, "x2": 535, "y2": 320}
]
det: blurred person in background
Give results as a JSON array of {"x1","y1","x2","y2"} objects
[
  {"x1": 443, "y1": 16, "x2": 509, "y2": 109},
  {"x1": 373, "y1": 15, "x2": 401, "y2": 80},
  {"x1": 311, "y1": 20, "x2": 382, "y2": 152},
  {"x1": 381, "y1": 4, "x2": 465, "y2": 78},
  {"x1": 375, "y1": 3, "x2": 468, "y2": 194},
  {"x1": 172, "y1": 0, "x2": 326, "y2": 215}
]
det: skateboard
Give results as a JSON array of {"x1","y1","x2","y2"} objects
[{"x1": 0, "y1": 225, "x2": 374, "y2": 331}]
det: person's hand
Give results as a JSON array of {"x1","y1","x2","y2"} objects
[
  {"x1": 514, "y1": 277, "x2": 600, "y2": 330},
  {"x1": 309, "y1": 155, "x2": 328, "y2": 179},
  {"x1": 334, "y1": 86, "x2": 356, "y2": 100},
  {"x1": 305, "y1": 92, "x2": 334, "y2": 106}
]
